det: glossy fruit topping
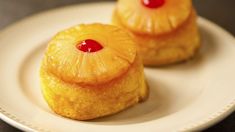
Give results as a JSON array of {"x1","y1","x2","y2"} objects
[
  {"x1": 142, "y1": 0, "x2": 165, "y2": 8},
  {"x1": 77, "y1": 39, "x2": 103, "y2": 53}
]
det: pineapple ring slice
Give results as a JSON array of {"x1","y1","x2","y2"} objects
[
  {"x1": 116, "y1": 0, "x2": 192, "y2": 35},
  {"x1": 43, "y1": 24, "x2": 137, "y2": 85}
]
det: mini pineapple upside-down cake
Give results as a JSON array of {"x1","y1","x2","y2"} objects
[
  {"x1": 40, "y1": 23, "x2": 148, "y2": 120},
  {"x1": 112, "y1": 0, "x2": 201, "y2": 66}
]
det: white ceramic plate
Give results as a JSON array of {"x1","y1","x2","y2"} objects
[{"x1": 0, "y1": 2, "x2": 235, "y2": 132}]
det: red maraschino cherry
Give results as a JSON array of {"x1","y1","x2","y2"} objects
[
  {"x1": 142, "y1": 0, "x2": 165, "y2": 8},
  {"x1": 77, "y1": 39, "x2": 103, "y2": 53}
]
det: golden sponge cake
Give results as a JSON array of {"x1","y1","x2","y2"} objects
[
  {"x1": 40, "y1": 23, "x2": 148, "y2": 120},
  {"x1": 112, "y1": 0, "x2": 200, "y2": 66}
]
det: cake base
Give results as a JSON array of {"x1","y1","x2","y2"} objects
[{"x1": 40, "y1": 55, "x2": 148, "y2": 120}]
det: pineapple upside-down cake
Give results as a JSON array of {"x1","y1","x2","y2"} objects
[
  {"x1": 40, "y1": 23, "x2": 148, "y2": 120},
  {"x1": 112, "y1": 0, "x2": 201, "y2": 66}
]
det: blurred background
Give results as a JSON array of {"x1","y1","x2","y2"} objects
[{"x1": 0, "y1": 0, "x2": 234, "y2": 131}]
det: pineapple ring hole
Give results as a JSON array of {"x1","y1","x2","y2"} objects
[{"x1": 76, "y1": 39, "x2": 103, "y2": 53}]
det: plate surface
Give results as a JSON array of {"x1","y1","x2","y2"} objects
[{"x1": 0, "y1": 2, "x2": 235, "y2": 132}]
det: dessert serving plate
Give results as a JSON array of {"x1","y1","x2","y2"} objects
[{"x1": 0, "y1": 2, "x2": 235, "y2": 132}]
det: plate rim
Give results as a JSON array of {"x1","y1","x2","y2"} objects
[{"x1": 0, "y1": 2, "x2": 235, "y2": 132}]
